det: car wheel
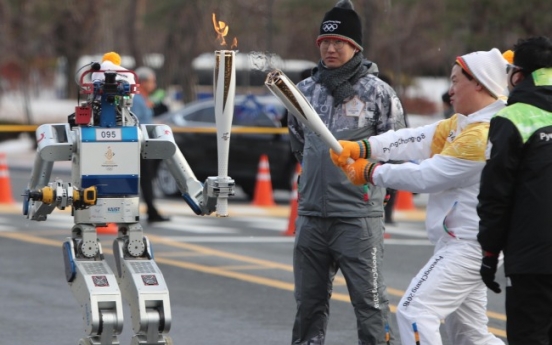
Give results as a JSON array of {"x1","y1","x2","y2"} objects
[{"x1": 155, "y1": 161, "x2": 180, "y2": 196}]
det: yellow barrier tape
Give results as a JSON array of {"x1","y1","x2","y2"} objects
[
  {"x1": 170, "y1": 126, "x2": 288, "y2": 134},
  {"x1": 0, "y1": 125, "x2": 38, "y2": 132},
  {"x1": 0, "y1": 125, "x2": 288, "y2": 135}
]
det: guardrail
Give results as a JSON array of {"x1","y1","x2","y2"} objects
[{"x1": 0, "y1": 125, "x2": 289, "y2": 135}]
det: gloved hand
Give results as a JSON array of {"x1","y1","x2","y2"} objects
[
  {"x1": 480, "y1": 252, "x2": 501, "y2": 293},
  {"x1": 330, "y1": 140, "x2": 371, "y2": 167},
  {"x1": 384, "y1": 188, "x2": 395, "y2": 206},
  {"x1": 384, "y1": 193, "x2": 391, "y2": 206},
  {"x1": 341, "y1": 158, "x2": 379, "y2": 185}
]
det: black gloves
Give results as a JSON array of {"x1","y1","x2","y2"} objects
[{"x1": 480, "y1": 252, "x2": 501, "y2": 293}]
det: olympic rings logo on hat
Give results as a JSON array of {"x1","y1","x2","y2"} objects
[{"x1": 322, "y1": 22, "x2": 339, "y2": 32}]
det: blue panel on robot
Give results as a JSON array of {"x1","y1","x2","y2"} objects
[
  {"x1": 81, "y1": 127, "x2": 138, "y2": 142},
  {"x1": 81, "y1": 175, "x2": 139, "y2": 195}
]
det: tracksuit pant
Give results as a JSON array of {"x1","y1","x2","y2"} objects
[
  {"x1": 291, "y1": 215, "x2": 393, "y2": 345},
  {"x1": 396, "y1": 237, "x2": 504, "y2": 345}
]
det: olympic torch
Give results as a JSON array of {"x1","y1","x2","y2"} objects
[
  {"x1": 264, "y1": 69, "x2": 353, "y2": 163},
  {"x1": 213, "y1": 14, "x2": 237, "y2": 217}
]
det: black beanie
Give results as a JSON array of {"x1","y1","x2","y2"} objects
[{"x1": 317, "y1": 0, "x2": 363, "y2": 52}]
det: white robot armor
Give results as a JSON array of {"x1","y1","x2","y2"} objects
[{"x1": 23, "y1": 63, "x2": 234, "y2": 345}]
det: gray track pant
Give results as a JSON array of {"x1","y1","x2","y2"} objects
[{"x1": 291, "y1": 215, "x2": 393, "y2": 345}]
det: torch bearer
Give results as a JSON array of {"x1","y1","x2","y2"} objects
[
  {"x1": 264, "y1": 69, "x2": 353, "y2": 164},
  {"x1": 213, "y1": 14, "x2": 237, "y2": 217}
]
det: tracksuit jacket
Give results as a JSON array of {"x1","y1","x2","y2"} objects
[
  {"x1": 369, "y1": 100, "x2": 506, "y2": 244},
  {"x1": 478, "y1": 67, "x2": 552, "y2": 275},
  {"x1": 289, "y1": 65, "x2": 405, "y2": 216}
]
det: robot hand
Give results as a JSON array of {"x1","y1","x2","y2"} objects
[
  {"x1": 23, "y1": 179, "x2": 97, "y2": 220},
  {"x1": 182, "y1": 176, "x2": 235, "y2": 216}
]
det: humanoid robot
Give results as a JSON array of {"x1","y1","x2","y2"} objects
[{"x1": 23, "y1": 61, "x2": 234, "y2": 345}]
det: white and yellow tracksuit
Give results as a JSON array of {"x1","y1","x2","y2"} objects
[{"x1": 368, "y1": 100, "x2": 506, "y2": 345}]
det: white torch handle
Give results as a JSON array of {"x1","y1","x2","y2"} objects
[
  {"x1": 265, "y1": 70, "x2": 354, "y2": 164},
  {"x1": 214, "y1": 50, "x2": 236, "y2": 216}
]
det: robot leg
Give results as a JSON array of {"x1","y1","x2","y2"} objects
[
  {"x1": 63, "y1": 224, "x2": 124, "y2": 345},
  {"x1": 113, "y1": 223, "x2": 172, "y2": 345}
]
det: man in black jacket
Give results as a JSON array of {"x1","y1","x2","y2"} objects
[{"x1": 477, "y1": 36, "x2": 552, "y2": 344}]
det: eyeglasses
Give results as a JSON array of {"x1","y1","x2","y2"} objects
[
  {"x1": 320, "y1": 39, "x2": 346, "y2": 51},
  {"x1": 506, "y1": 63, "x2": 521, "y2": 74}
]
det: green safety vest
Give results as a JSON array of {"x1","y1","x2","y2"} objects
[{"x1": 495, "y1": 68, "x2": 552, "y2": 143}]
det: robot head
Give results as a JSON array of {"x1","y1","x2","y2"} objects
[
  {"x1": 91, "y1": 70, "x2": 133, "y2": 127},
  {"x1": 73, "y1": 60, "x2": 138, "y2": 128}
]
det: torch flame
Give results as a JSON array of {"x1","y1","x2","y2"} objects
[
  {"x1": 212, "y1": 13, "x2": 238, "y2": 49},
  {"x1": 212, "y1": 13, "x2": 229, "y2": 46}
]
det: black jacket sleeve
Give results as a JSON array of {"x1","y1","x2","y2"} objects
[{"x1": 477, "y1": 116, "x2": 523, "y2": 253}]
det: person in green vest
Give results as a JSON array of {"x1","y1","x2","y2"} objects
[{"x1": 477, "y1": 35, "x2": 552, "y2": 344}]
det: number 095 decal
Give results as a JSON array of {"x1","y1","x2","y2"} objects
[{"x1": 95, "y1": 128, "x2": 122, "y2": 141}]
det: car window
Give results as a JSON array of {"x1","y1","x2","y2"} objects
[
  {"x1": 233, "y1": 106, "x2": 276, "y2": 127},
  {"x1": 232, "y1": 95, "x2": 284, "y2": 127},
  {"x1": 185, "y1": 105, "x2": 216, "y2": 123},
  {"x1": 262, "y1": 103, "x2": 287, "y2": 122},
  {"x1": 178, "y1": 96, "x2": 286, "y2": 127}
]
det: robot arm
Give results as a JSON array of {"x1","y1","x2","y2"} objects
[
  {"x1": 24, "y1": 123, "x2": 78, "y2": 220},
  {"x1": 140, "y1": 124, "x2": 234, "y2": 215}
]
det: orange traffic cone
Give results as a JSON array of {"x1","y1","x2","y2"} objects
[
  {"x1": 0, "y1": 152, "x2": 14, "y2": 204},
  {"x1": 394, "y1": 190, "x2": 415, "y2": 211},
  {"x1": 252, "y1": 154, "x2": 275, "y2": 206},
  {"x1": 96, "y1": 223, "x2": 118, "y2": 235},
  {"x1": 283, "y1": 163, "x2": 301, "y2": 236}
]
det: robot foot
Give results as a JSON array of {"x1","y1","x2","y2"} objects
[
  {"x1": 78, "y1": 336, "x2": 120, "y2": 345},
  {"x1": 130, "y1": 335, "x2": 173, "y2": 345}
]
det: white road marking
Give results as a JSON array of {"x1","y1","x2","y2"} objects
[
  {"x1": 0, "y1": 225, "x2": 15, "y2": 231},
  {"x1": 384, "y1": 239, "x2": 432, "y2": 246},
  {"x1": 385, "y1": 227, "x2": 427, "y2": 238},
  {"x1": 21, "y1": 220, "x2": 73, "y2": 231},
  {"x1": 232, "y1": 218, "x2": 288, "y2": 232},
  {"x1": 166, "y1": 236, "x2": 295, "y2": 243},
  {"x1": 156, "y1": 222, "x2": 238, "y2": 234}
]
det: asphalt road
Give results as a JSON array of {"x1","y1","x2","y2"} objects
[{"x1": 0, "y1": 165, "x2": 508, "y2": 345}]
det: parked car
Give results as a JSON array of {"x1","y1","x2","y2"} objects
[{"x1": 153, "y1": 94, "x2": 296, "y2": 199}]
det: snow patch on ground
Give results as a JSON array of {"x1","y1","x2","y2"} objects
[
  {"x1": 1, "y1": 93, "x2": 76, "y2": 124},
  {"x1": 0, "y1": 134, "x2": 34, "y2": 153}
]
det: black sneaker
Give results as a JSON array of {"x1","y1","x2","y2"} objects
[{"x1": 147, "y1": 215, "x2": 171, "y2": 223}]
